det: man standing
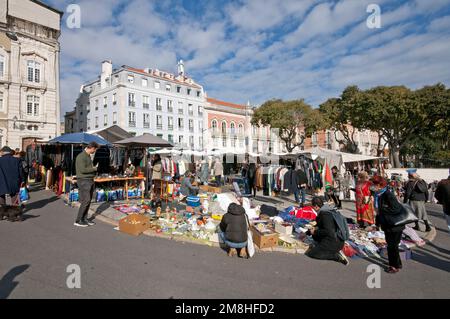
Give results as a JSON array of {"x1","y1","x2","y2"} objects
[
  {"x1": 0, "y1": 146, "x2": 23, "y2": 221},
  {"x1": 404, "y1": 169, "x2": 431, "y2": 232},
  {"x1": 435, "y1": 176, "x2": 450, "y2": 234},
  {"x1": 294, "y1": 168, "x2": 308, "y2": 207},
  {"x1": 214, "y1": 158, "x2": 224, "y2": 187},
  {"x1": 74, "y1": 142, "x2": 99, "y2": 227}
]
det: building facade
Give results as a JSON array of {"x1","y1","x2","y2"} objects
[
  {"x1": 74, "y1": 60, "x2": 206, "y2": 150},
  {"x1": 0, "y1": 0, "x2": 62, "y2": 150}
]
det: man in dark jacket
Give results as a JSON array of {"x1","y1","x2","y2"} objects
[
  {"x1": 180, "y1": 172, "x2": 199, "y2": 197},
  {"x1": 219, "y1": 203, "x2": 248, "y2": 258},
  {"x1": 404, "y1": 169, "x2": 431, "y2": 232},
  {"x1": 435, "y1": 176, "x2": 450, "y2": 234},
  {"x1": 0, "y1": 146, "x2": 24, "y2": 221},
  {"x1": 74, "y1": 142, "x2": 99, "y2": 228},
  {"x1": 305, "y1": 197, "x2": 349, "y2": 265},
  {"x1": 294, "y1": 169, "x2": 308, "y2": 207}
]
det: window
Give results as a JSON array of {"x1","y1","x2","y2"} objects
[
  {"x1": 142, "y1": 78, "x2": 148, "y2": 87},
  {"x1": 197, "y1": 91, "x2": 201, "y2": 98},
  {"x1": 143, "y1": 113, "x2": 150, "y2": 128},
  {"x1": 212, "y1": 120, "x2": 218, "y2": 133},
  {"x1": 189, "y1": 136, "x2": 194, "y2": 148},
  {"x1": 128, "y1": 93, "x2": 135, "y2": 107},
  {"x1": 154, "y1": 81, "x2": 160, "y2": 89},
  {"x1": 104, "y1": 114, "x2": 108, "y2": 126},
  {"x1": 179, "y1": 136, "x2": 184, "y2": 145},
  {"x1": 252, "y1": 126, "x2": 257, "y2": 136},
  {"x1": 198, "y1": 106, "x2": 203, "y2": 115},
  {"x1": 167, "y1": 100, "x2": 173, "y2": 112},
  {"x1": 0, "y1": 92, "x2": 3, "y2": 111},
  {"x1": 165, "y1": 84, "x2": 171, "y2": 92},
  {"x1": 157, "y1": 134, "x2": 163, "y2": 139},
  {"x1": 95, "y1": 100, "x2": 99, "y2": 110},
  {"x1": 239, "y1": 138, "x2": 244, "y2": 148},
  {"x1": 230, "y1": 122, "x2": 235, "y2": 135},
  {"x1": 127, "y1": 75, "x2": 134, "y2": 83},
  {"x1": 113, "y1": 112, "x2": 117, "y2": 124},
  {"x1": 176, "y1": 86, "x2": 181, "y2": 93},
  {"x1": 222, "y1": 137, "x2": 227, "y2": 147},
  {"x1": 231, "y1": 137, "x2": 237, "y2": 147},
  {"x1": 128, "y1": 112, "x2": 136, "y2": 127},
  {"x1": 178, "y1": 118, "x2": 184, "y2": 129},
  {"x1": 221, "y1": 121, "x2": 227, "y2": 135},
  {"x1": 168, "y1": 116, "x2": 173, "y2": 130},
  {"x1": 26, "y1": 95, "x2": 39, "y2": 116},
  {"x1": 156, "y1": 98, "x2": 162, "y2": 111},
  {"x1": 0, "y1": 55, "x2": 4, "y2": 77},
  {"x1": 103, "y1": 96, "x2": 107, "y2": 108},
  {"x1": 199, "y1": 121, "x2": 203, "y2": 132},
  {"x1": 187, "y1": 88, "x2": 191, "y2": 95},
  {"x1": 188, "y1": 104, "x2": 193, "y2": 116},
  {"x1": 189, "y1": 119, "x2": 194, "y2": 132},
  {"x1": 95, "y1": 116, "x2": 99, "y2": 128},
  {"x1": 168, "y1": 134, "x2": 174, "y2": 143},
  {"x1": 199, "y1": 137, "x2": 203, "y2": 149},
  {"x1": 156, "y1": 115, "x2": 163, "y2": 130},
  {"x1": 238, "y1": 124, "x2": 244, "y2": 135},
  {"x1": 143, "y1": 95, "x2": 149, "y2": 109},
  {"x1": 87, "y1": 119, "x2": 91, "y2": 130},
  {"x1": 112, "y1": 93, "x2": 116, "y2": 105},
  {"x1": 27, "y1": 61, "x2": 41, "y2": 83},
  {"x1": 178, "y1": 102, "x2": 184, "y2": 115}
]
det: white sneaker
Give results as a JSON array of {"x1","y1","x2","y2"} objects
[
  {"x1": 338, "y1": 251, "x2": 350, "y2": 266},
  {"x1": 74, "y1": 221, "x2": 89, "y2": 228}
]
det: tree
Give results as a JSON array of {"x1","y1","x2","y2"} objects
[{"x1": 251, "y1": 99, "x2": 318, "y2": 153}]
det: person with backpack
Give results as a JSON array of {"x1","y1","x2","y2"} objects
[
  {"x1": 305, "y1": 197, "x2": 349, "y2": 265},
  {"x1": 404, "y1": 169, "x2": 431, "y2": 232}
]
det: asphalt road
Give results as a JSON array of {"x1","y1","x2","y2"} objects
[{"x1": 1, "y1": 189, "x2": 449, "y2": 299}]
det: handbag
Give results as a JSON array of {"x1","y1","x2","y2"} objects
[
  {"x1": 245, "y1": 215, "x2": 255, "y2": 258},
  {"x1": 384, "y1": 203, "x2": 419, "y2": 227}
]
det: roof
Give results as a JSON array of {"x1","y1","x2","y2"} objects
[
  {"x1": 207, "y1": 98, "x2": 246, "y2": 110},
  {"x1": 115, "y1": 133, "x2": 173, "y2": 148},
  {"x1": 124, "y1": 66, "x2": 202, "y2": 89},
  {"x1": 87, "y1": 125, "x2": 133, "y2": 143},
  {"x1": 31, "y1": 0, "x2": 64, "y2": 16}
]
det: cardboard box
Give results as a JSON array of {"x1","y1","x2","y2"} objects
[
  {"x1": 119, "y1": 214, "x2": 150, "y2": 236},
  {"x1": 275, "y1": 223, "x2": 293, "y2": 235},
  {"x1": 251, "y1": 226, "x2": 279, "y2": 249},
  {"x1": 208, "y1": 186, "x2": 222, "y2": 194},
  {"x1": 199, "y1": 185, "x2": 209, "y2": 192}
]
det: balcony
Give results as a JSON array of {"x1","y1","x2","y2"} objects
[
  {"x1": 144, "y1": 123, "x2": 150, "y2": 129},
  {"x1": 157, "y1": 124, "x2": 163, "y2": 130},
  {"x1": 22, "y1": 77, "x2": 48, "y2": 90},
  {"x1": 189, "y1": 128, "x2": 194, "y2": 133},
  {"x1": 188, "y1": 111, "x2": 194, "y2": 116},
  {"x1": 168, "y1": 125, "x2": 173, "y2": 131},
  {"x1": 156, "y1": 106, "x2": 162, "y2": 111},
  {"x1": 168, "y1": 107, "x2": 173, "y2": 113},
  {"x1": 113, "y1": 121, "x2": 117, "y2": 124},
  {"x1": 129, "y1": 121, "x2": 136, "y2": 128},
  {"x1": 129, "y1": 102, "x2": 136, "y2": 107},
  {"x1": 143, "y1": 103, "x2": 150, "y2": 109},
  {"x1": 178, "y1": 126, "x2": 184, "y2": 130}
]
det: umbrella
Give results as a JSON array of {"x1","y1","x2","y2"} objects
[
  {"x1": 115, "y1": 133, "x2": 173, "y2": 148},
  {"x1": 48, "y1": 133, "x2": 111, "y2": 146}
]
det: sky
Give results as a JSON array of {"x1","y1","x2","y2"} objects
[{"x1": 43, "y1": 0, "x2": 450, "y2": 115}]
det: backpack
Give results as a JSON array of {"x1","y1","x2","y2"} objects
[{"x1": 330, "y1": 209, "x2": 350, "y2": 242}]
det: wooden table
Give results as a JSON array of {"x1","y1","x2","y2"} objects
[{"x1": 66, "y1": 176, "x2": 146, "y2": 201}]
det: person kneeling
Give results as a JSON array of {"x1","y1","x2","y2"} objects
[
  {"x1": 305, "y1": 197, "x2": 349, "y2": 265},
  {"x1": 219, "y1": 203, "x2": 249, "y2": 258}
]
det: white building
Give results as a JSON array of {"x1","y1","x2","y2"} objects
[
  {"x1": 0, "y1": 0, "x2": 62, "y2": 150},
  {"x1": 75, "y1": 60, "x2": 206, "y2": 150}
]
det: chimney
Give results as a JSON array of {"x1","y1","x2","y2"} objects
[
  {"x1": 101, "y1": 60, "x2": 112, "y2": 89},
  {"x1": 178, "y1": 60, "x2": 185, "y2": 76}
]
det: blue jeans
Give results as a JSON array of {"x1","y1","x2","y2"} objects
[
  {"x1": 243, "y1": 178, "x2": 250, "y2": 194},
  {"x1": 294, "y1": 187, "x2": 306, "y2": 205},
  {"x1": 216, "y1": 175, "x2": 222, "y2": 187},
  {"x1": 219, "y1": 232, "x2": 247, "y2": 249}
]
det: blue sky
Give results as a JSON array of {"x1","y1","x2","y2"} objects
[{"x1": 43, "y1": 0, "x2": 450, "y2": 115}]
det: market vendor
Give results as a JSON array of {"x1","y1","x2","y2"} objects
[
  {"x1": 305, "y1": 197, "x2": 349, "y2": 266},
  {"x1": 180, "y1": 172, "x2": 199, "y2": 197},
  {"x1": 219, "y1": 203, "x2": 249, "y2": 258}
]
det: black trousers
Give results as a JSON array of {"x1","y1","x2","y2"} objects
[
  {"x1": 306, "y1": 243, "x2": 344, "y2": 263},
  {"x1": 330, "y1": 193, "x2": 342, "y2": 208},
  {"x1": 76, "y1": 179, "x2": 95, "y2": 223},
  {"x1": 215, "y1": 175, "x2": 222, "y2": 187},
  {"x1": 248, "y1": 178, "x2": 256, "y2": 197},
  {"x1": 385, "y1": 230, "x2": 403, "y2": 269}
]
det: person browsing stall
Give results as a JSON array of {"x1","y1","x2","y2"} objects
[
  {"x1": 305, "y1": 197, "x2": 349, "y2": 265},
  {"x1": 74, "y1": 142, "x2": 99, "y2": 228},
  {"x1": 180, "y1": 171, "x2": 199, "y2": 197}
]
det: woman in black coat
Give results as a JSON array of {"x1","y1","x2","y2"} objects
[
  {"x1": 372, "y1": 176, "x2": 405, "y2": 274},
  {"x1": 0, "y1": 146, "x2": 23, "y2": 209},
  {"x1": 219, "y1": 203, "x2": 249, "y2": 258}
]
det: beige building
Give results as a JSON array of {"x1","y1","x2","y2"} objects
[{"x1": 0, "y1": 0, "x2": 62, "y2": 150}]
